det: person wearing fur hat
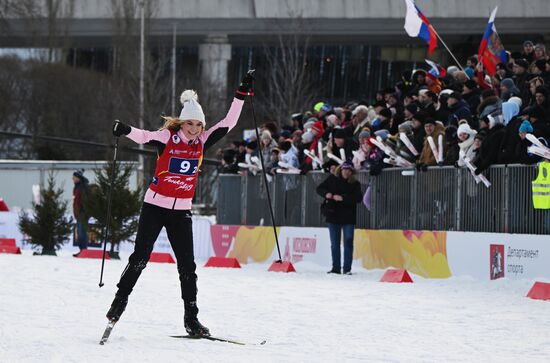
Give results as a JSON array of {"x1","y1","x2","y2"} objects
[
  {"x1": 106, "y1": 71, "x2": 255, "y2": 337},
  {"x1": 316, "y1": 162, "x2": 362, "y2": 275},
  {"x1": 412, "y1": 69, "x2": 427, "y2": 90},
  {"x1": 417, "y1": 117, "x2": 445, "y2": 168},
  {"x1": 259, "y1": 129, "x2": 277, "y2": 165}
]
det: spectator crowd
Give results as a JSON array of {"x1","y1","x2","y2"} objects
[{"x1": 218, "y1": 41, "x2": 550, "y2": 177}]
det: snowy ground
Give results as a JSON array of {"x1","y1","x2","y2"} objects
[{"x1": 1, "y1": 251, "x2": 549, "y2": 363}]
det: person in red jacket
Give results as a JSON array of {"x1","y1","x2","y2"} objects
[{"x1": 106, "y1": 71, "x2": 254, "y2": 337}]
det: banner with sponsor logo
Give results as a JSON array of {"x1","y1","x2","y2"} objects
[{"x1": 447, "y1": 232, "x2": 549, "y2": 280}]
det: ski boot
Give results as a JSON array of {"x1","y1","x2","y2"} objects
[
  {"x1": 106, "y1": 294, "x2": 128, "y2": 322},
  {"x1": 184, "y1": 314, "x2": 210, "y2": 337}
]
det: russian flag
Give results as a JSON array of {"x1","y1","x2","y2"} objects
[
  {"x1": 425, "y1": 59, "x2": 446, "y2": 79},
  {"x1": 404, "y1": 0, "x2": 437, "y2": 54},
  {"x1": 478, "y1": 7, "x2": 507, "y2": 76}
]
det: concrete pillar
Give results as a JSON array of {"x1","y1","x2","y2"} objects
[{"x1": 198, "y1": 34, "x2": 232, "y2": 118}]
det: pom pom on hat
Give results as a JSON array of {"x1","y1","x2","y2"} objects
[
  {"x1": 180, "y1": 89, "x2": 198, "y2": 104},
  {"x1": 179, "y1": 89, "x2": 206, "y2": 126}
]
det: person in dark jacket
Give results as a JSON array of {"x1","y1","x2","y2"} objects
[
  {"x1": 446, "y1": 92, "x2": 472, "y2": 127},
  {"x1": 444, "y1": 125, "x2": 460, "y2": 165},
  {"x1": 411, "y1": 111, "x2": 428, "y2": 153},
  {"x1": 462, "y1": 80, "x2": 481, "y2": 119},
  {"x1": 72, "y1": 170, "x2": 90, "y2": 257},
  {"x1": 514, "y1": 120, "x2": 542, "y2": 164},
  {"x1": 316, "y1": 162, "x2": 362, "y2": 275},
  {"x1": 219, "y1": 149, "x2": 239, "y2": 174},
  {"x1": 474, "y1": 115, "x2": 507, "y2": 174}
]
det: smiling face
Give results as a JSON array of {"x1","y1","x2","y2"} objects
[
  {"x1": 458, "y1": 132, "x2": 469, "y2": 142},
  {"x1": 181, "y1": 119, "x2": 204, "y2": 140}
]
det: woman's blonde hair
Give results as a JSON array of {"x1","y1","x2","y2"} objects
[{"x1": 159, "y1": 116, "x2": 205, "y2": 132}]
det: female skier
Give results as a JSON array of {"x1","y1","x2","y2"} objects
[{"x1": 106, "y1": 71, "x2": 255, "y2": 337}]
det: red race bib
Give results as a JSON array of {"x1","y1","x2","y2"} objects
[{"x1": 149, "y1": 132, "x2": 203, "y2": 199}]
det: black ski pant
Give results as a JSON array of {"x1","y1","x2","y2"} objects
[{"x1": 116, "y1": 202, "x2": 199, "y2": 316}]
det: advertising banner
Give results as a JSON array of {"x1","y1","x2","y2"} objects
[{"x1": 447, "y1": 232, "x2": 550, "y2": 280}]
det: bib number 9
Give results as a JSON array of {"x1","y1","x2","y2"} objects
[{"x1": 168, "y1": 158, "x2": 199, "y2": 176}]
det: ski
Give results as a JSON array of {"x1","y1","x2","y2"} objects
[
  {"x1": 170, "y1": 335, "x2": 266, "y2": 346},
  {"x1": 99, "y1": 319, "x2": 117, "y2": 345}
]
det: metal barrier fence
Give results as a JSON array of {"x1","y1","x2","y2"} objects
[{"x1": 216, "y1": 164, "x2": 549, "y2": 235}]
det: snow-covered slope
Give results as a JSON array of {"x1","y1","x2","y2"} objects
[{"x1": 1, "y1": 252, "x2": 549, "y2": 362}]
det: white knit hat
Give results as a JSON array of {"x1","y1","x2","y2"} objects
[
  {"x1": 179, "y1": 90, "x2": 205, "y2": 126},
  {"x1": 457, "y1": 123, "x2": 476, "y2": 137}
]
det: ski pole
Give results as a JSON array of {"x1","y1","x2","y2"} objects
[
  {"x1": 249, "y1": 96, "x2": 283, "y2": 262},
  {"x1": 99, "y1": 135, "x2": 120, "y2": 287}
]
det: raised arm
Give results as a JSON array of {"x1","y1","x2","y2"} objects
[
  {"x1": 202, "y1": 70, "x2": 255, "y2": 151},
  {"x1": 112, "y1": 120, "x2": 170, "y2": 145},
  {"x1": 201, "y1": 98, "x2": 245, "y2": 150}
]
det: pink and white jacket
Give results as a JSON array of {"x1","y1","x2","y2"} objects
[{"x1": 126, "y1": 97, "x2": 244, "y2": 210}]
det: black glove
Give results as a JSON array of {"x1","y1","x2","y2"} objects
[
  {"x1": 235, "y1": 69, "x2": 255, "y2": 100},
  {"x1": 474, "y1": 167, "x2": 482, "y2": 175},
  {"x1": 415, "y1": 162, "x2": 424, "y2": 171},
  {"x1": 113, "y1": 120, "x2": 131, "y2": 137}
]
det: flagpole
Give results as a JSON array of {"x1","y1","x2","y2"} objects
[{"x1": 429, "y1": 25, "x2": 468, "y2": 76}]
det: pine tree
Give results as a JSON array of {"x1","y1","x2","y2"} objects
[
  {"x1": 85, "y1": 162, "x2": 141, "y2": 259},
  {"x1": 19, "y1": 173, "x2": 73, "y2": 255}
]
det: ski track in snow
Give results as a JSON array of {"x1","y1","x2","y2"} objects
[{"x1": 1, "y1": 252, "x2": 549, "y2": 363}]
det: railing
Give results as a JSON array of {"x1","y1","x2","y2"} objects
[{"x1": 216, "y1": 164, "x2": 550, "y2": 235}]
